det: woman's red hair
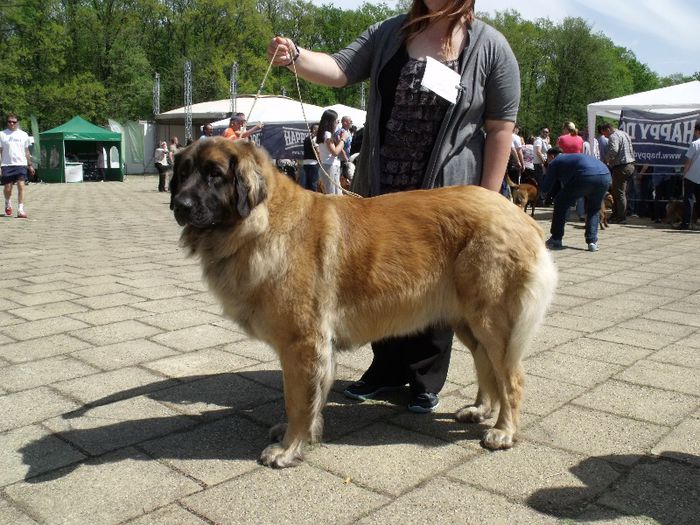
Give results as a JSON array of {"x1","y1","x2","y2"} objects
[{"x1": 403, "y1": 0, "x2": 475, "y2": 57}]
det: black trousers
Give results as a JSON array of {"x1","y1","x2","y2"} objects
[
  {"x1": 360, "y1": 326, "x2": 454, "y2": 395},
  {"x1": 156, "y1": 163, "x2": 168, "y2": 191}
]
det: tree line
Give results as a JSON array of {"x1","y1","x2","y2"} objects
[{"x1": 1, "y1": 0, "x2": 697, "y2": 135}]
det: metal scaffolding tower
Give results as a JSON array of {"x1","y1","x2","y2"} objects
[
  {"x1": 230, "y1": 62, "x2": 238, "y2": 115},
  {"x1": 152, "y1": 72, "x2": 160, "y2": 116},
  {"x1": 184, "y1": 60, "x2": 193, "y2": 143}
]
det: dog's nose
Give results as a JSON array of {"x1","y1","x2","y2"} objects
[
  {"x1": 173, "y1": 194, "x2": 195, "y2": 226},
  {"x1": 173, "y1": 194, "x2": 194, "y2": 211}
]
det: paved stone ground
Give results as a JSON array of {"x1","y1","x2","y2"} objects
[{"x1": 0, "y1": 176, "x2": 698, "y2": 525}]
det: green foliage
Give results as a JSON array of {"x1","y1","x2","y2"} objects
[{"x1": 0, "y1": 1, "x2": 691, "y2": 133}]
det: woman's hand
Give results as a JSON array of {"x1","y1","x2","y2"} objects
[{"x1": 267, "y1": 36, "x2": 297, "y2": 67}]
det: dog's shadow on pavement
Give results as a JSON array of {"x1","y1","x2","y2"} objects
[
  {"x1": 20, "y1": 370, "x2": 485, "y2": 483},
  {"x1": 526, "y1": 452, "x2": 700, "y2": 525}
]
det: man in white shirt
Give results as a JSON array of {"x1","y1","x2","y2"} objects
[
  {"x1": 679, "y1": 121, "x2": 700, "y2": 230},
  {"x1": 0, "y1": 114, "x2": 34, "y2": 219}
]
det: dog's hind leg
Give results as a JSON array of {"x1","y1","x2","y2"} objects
[
  {"x1": 480, "y1": 246, "x2": 557, "y2": 450},
  {"x1": 454, "y1": 336, "x2": 499, "y2": 424},
  {"x1": 260, "y1": 339, "x2": 335, "y2": 468}
]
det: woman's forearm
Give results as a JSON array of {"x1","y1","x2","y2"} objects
[{"x1": 267, "y1": 37, "x2": 347, "y2": 87}]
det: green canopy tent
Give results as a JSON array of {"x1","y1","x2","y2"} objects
[{"x1": 39, "y1": 116, "x2": 124, "y2": 182}]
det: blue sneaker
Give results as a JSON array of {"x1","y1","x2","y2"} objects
[
  {"x1": 407, "y1": 393, "x2": 439, "y2": 413},
  {"x1": 343, "y1": 380, "x2": 404, "y2": 401}
]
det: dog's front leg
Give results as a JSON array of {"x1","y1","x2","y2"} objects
[{"x1": 259, "y1": 340, "x2": 334, "y2": 468}]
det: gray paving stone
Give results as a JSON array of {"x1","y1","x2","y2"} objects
[
  {"x1": 553, "y1": 337, "x2": 651, "y2": 366},
  {"x1": 67, "y1": 305, "x2": 150, "y2": 325},
  {"x1": 221, "y1": 337, "x2": 278, "y2": 362},
  {"x1": 4, "y1": 448, "x2": 201, "y2": 525},
  {"x1": 71, "y1": 292, "x2": 146, "y2": 309},
  {"x1": 143, "y1": 348, "x2": 258, "y2": 378},
  {"x1": 661, "y1": 300, "x2": 700, "y2": 314},
  {"x1": 0, "y1": 356, "x2": 99, "y2": 392},
  {"x1": 649, "y1": 343, "x2": 700, "y2": 368},
  {"x1": 0, "y1": 497, "x2": 38, "y2": 525},
  {"x1": 307, "y1": 422, "x2": 474, "y2": 496},
  {"x1": 151, "y1": 324, "x2": 239, "y2": 352},
  {"x1": 20, "y1": 281, "x2": 76, "y2": 295},
  {"x1": 127, "y1": 504, "x2": 209, "y2": 525},
  {"x1": 524, "y1": 350, "x2": 623, "y2": 387},
  {"x1": 52, "y1": 367, "x2": 174, "y2": 405},
  {"x1": 521, "y1": 374, "x2": 588, "y2": 416},
  {"x1": 9, "y1": 301, "x2": 88, "y2": 321},
  {"x1": 615, "y1": 359, "x2": 699, "y2": 396},
  {"x1": 24, "y1": 272, "x2": 83, "y2": 284},
  {"x1": 1, "y1": 316, "x2": 89, "y2": 341},
  {"x1": 246, "y1": 390, "x2": 401, "y2": 444},
  {"x1": 140, "y1": 415, "x2": 270, "y2": 485},
  {"x1": 448, "y1": 441, "x2": 619, "y2": 516},
  {"x1": 68, "y1": 282, "x2": 132, "y2": 297},
  {"x1": 557, "y1": 281, "x2": 631, "y2": 300},
  {"x1": 181, "y1": 463, "x2": 389, "y2": 524},
  {"x1": 128, "y1": 285, "x2": 195, "y2": 300},
  {"x1": 587, "y1": 326, "x2": 682, "y2": 350},
  {"x1": 0, "y1": 425, "x2": 85, "y2": 486},
  {"x1": 129, "y1": 297, "x2": 207, "y2": 315},
  {"x1": 544, "y1": 311, "x2": 617, "y2": 333},
  {"x1": 528, "y1": 324, "x2": 582, "y2": 353},
  {"x1": 523, "y1": 405, "x2": 669, "y2": 464},
  {"x1": 643, "y1": 308, "x2": 700, "y2": 328},
  {"x1": 0, "y1": 311, "x2": 21, "y2": 329},
  {"x1": 71, "y1": 339, "x2": 179, "y2": 370},
  {"x1": 0, "y1": 387, "x2": 78, "y2": 432},
  {"x1": 651, "y1": 416, "x2": 700, "y2": 466},
  {"x1": 573, "y1": 504, "x2": 667, "y2": 524},
  {"x1": 598, "y1": 459, "x2": 700, "y2": 525},
  {"x1": 69, "y1": 319, "x2": 162, "y2": 346},
  {"x1": 618, "y1": 317, "x2": 697, "y2": 338},
  {"x1": 139, "y1": 309, "x2": 223, "y2": 331},
  {"x1": 152, "y1": 372, "x2": 282, "y2": 418},
  {"x1": 388, "y1": 390, "x2": 488, "y2": 447},
  {"x1": 43, "y1": 396, "x2": 197, "y2": 455},
  {"x1": 359, "y1": 477, "x2": 560, "y2": 524},
  {"x1": 572, "y1": 379, "x2": 698, "y2": 426},
  {"x1": 0, "y1": 334, "x2": 91, "y2": 364}
]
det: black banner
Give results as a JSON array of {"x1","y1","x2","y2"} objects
[
  {"x1": 620, "y1": 109, "x2": 700, "y2": 169},
  {"x1": 214, "y1": 122, "x2": 311, "y2": 159}
]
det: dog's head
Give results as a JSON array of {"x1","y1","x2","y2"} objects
[{"x1": 170, "y1": 137, "x2": 268, "y2": 229}]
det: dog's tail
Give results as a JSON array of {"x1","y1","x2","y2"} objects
[{"x1": 506, "y1": 244, "x2": 557, "y2": 367}]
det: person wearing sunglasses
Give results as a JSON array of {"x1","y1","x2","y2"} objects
[{"x1": 0, "y1": 114, "x2": 34, "y2": 218}]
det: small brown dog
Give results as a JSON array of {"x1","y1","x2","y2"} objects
[
  {"x1": 513, "y1": 183, "x2": 539, "y2": 217},
  {"x1": 666, "y1": 200, "x2": 698, "y2": 225},
  {"x1": 599, "y1": 192, "x2": 613, "y2": 229}
]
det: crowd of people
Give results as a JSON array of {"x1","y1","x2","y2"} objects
[{"x1": 506, "y1": 118, "x2": 699, "y2": 249}]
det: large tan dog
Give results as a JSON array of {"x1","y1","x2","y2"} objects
[{"x1": 170, "y1": 138, "x2": 558, "y2": 468}]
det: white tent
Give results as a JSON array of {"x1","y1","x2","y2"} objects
[
  {"x1": 586, "y1": 80, "x2": 700, "y2": 146},
  {"x1": 157, "y1": 94, "x2": 366, "y2": 128}
]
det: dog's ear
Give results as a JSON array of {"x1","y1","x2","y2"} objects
[{"x1": 230, "y1": 143, "x2": 267, "y2": 218}]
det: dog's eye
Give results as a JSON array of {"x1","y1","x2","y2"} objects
[{"x1": 208, "y1": 168, "x2": 225, "y2": 179}]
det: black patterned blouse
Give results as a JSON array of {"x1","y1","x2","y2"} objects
[{"x1": 379, "y1": 58, "x2": 459, "y2": 194}]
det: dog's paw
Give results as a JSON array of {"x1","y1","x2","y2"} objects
[
  {"x1": 482, "y1": 428, "x2": 514, "y2": 450},
  {"x1": 455, "y1": 404, "x2": 491, "y2": 423},
  {"x1": 269, "y1": 423, "x2": 287, "y2": 443},
  {"x1": 259, "y1": 443, "x2": 303, "y2": 469}
]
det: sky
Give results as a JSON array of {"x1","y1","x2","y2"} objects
[{"x1": 308, "y1": 0, "x2": 698, "y2": 77}]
